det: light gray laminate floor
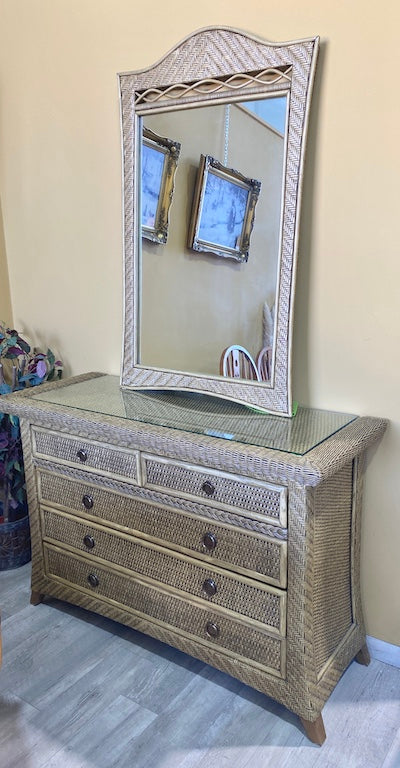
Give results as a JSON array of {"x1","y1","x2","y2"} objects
[{"x1": 0, "y1": 563, "x2": 399, "y2": 768}]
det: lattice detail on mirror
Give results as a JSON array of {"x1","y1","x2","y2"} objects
[{"x1": 134, "y1": 66, "x2": 292, "y2": 108}]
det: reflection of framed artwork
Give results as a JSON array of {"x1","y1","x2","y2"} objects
[
  {"x1": 188, "y1": 154, "x2": 261, "y2": 262},
  {"x1": 141, "y1": 127, "x2": 181, "y2": 244}
]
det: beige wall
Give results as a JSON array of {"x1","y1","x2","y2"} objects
[
  {"x1": 0, "y1": 2, "x2": 399, "y2": 645},
  {"x1": 0, "y1": 201, "x2": 13, "y2": 325}
]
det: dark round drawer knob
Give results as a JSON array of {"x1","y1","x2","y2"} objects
[
  {"x1": 77, "y1": 448, "x2": 88, "y2": 463},
  {"x1": 87, "y1": 573, "x2": 99, "y2": 588},
  {"x1": 206, "y1": 621, "x2": 220, "y2": 639},
  {"x1": 82, "y1": 494, "x2": 94, "y2": 510},
  {"x1": 83, "y1": 534, "x2": 95, "y2": 550},
  {"x1": 202, "y1": 532, "x2": 217, "y2": 552},
  {"x1": 202, "y1": 480, "x2": 215, "y2": 497},
  {"x1": 202, "y1": 578, "x2": 217, "y2": 597}
]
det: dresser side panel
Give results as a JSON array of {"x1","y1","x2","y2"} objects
[
  {"x1": 20, "y1": 420, "x2": 46, "y2": 595},
  {"x1": 312, "y1": 462, "x2": 354, "y2": 674}
]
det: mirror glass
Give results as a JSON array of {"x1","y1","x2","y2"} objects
[
  {"x1": 119, "y1": 28, "x2": 319, "y2": 415},
  {"x1": 139, "y1": 95, "x2": 287, "y2": 379}
]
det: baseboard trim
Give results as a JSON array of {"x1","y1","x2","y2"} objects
[{"x1": 367, "y1": 636, "x2": 400, "y2": 668}]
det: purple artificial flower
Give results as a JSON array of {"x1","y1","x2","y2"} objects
[
  {"x1": 36, "y1": 359, "x2": 47, "y2": 378},
  {"x1": 6, "y1": 346, "x2": 23, "y2": 357}
]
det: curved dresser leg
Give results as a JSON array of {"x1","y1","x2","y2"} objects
[
  {"x1": 30, "y1": 590, "x2": 44, "y2": 606},
  {"x1": 355, "y1": 642, "x2": 371, "y2": 666},
  {"x1": 300, "y1": 713, "x2": 326, "y2": 745}
]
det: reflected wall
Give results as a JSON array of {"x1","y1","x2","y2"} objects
[{"x1": 140, "y1": 101, "x2": 285, "y2": 376}]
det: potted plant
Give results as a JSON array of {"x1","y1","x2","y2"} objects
[{"x1": 0, "y1": 323, "x2": 62, "y2": 569}]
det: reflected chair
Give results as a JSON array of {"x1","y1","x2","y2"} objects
[
  {"x1": 220, "y1": 345, "x2": 260, "y2": 381},
  {"x1": 256, "y1": 346, "x2": 272, "y2": 382}
]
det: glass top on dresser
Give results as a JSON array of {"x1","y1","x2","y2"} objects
[{"x1": 30, "y1": 375, "x2": 357, "y2": 456}]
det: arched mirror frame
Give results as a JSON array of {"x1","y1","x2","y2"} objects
[{"x1": 119, "y1": 27, "x2": 319, "y2": 416}]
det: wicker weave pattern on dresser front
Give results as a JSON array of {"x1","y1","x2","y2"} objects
[
  {"x1": 37, "y1": 468, "x2": 287, "y2": 587},
  {"x1": 41, "y1": 507, "x2": 286, "y2": 633},
  {"x1": 142, "y1": 454, "x2": 287, "y2": 526},
  {"x1": 32, "y1": 427, "x2": 140, "y2": 483},
  {"x1": 44, "y1": 545, "x2": 285, "y2": 676},
  {"x1": 0, "y1": 374, "x2": 388, "y2": 739}
]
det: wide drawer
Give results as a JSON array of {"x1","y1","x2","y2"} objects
[
  {"x1": 44, "y1": 544, "x2": 285, "y2": 677},
  {"x1": 32, "y1": 427, "x2": 140, "y2": 484},
  {"x1": 37, "y1": 469, "x2": 287, "y2": 587},
  {"x1": 41, "y1": 507, "x2": 286, "y2": 634},
  {"x1": 142, "y1": 454, "x2": 287, "y2": 527}
]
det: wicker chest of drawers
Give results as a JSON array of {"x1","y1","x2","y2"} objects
[{"x1": 2, "y1": 373, "x2": 387, "y2": 744}]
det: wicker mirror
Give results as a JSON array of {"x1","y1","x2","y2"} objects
[{"x1": 119, "y1": 27, "x2": 319, "y2": 416}]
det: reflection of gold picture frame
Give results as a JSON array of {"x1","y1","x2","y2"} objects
[
  {"x1": 141, "y1": 127, "x2": 181, "y2": 244},
  {"x1": 188, "y1": 154, "x2": 261, "y2": 263}
]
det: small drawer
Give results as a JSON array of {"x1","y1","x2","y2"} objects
[
  {"x1": 142, "y1": 454, "x2": 287, "y2": 527},
  {"x1": 37, "y1": 469, "x2": 287, "y2": 587},
  {"x1": 41, "y1": 508, "x2": 286, "y2": 634},
  {"x1": 44, "y1": 545, "x2": 285, "y2": 677},
  {"x1": 32, "y1": 427, "x2": 139, "y2": 484}
]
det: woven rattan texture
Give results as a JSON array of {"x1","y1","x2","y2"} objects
[
  {"x1": 3, "y1": 374, "x2": 387, "y2": 489},
  {"x1": 42, "y1": 508, "x2": 284, "y2": 630},
  {"x1": 33, "y1": 428, "x2": 139, "y2": 482},
  {"x1": 35, "y1": 461, "x2": 287, "y2": 539},
  {"x1": 38, "y1": 470, "x2": 286, "y2": 585},
  {"x1": 312, "y1": 463, "x2": 353, "y2": 672},
  {"x1": 8, "y1": 379, "x2": 387, "y2": 724},
  {"x1": 283, "y1": 468, "x2": 361, "y2": 719},
  {"x1": 34, "y1": 571, "x2": 310, "y2": 712},
  {"x1": 20, "y1": 420, "x2": 48, "y2": 597},
  {"x1": 122, "y1": 386, "x2": 356, "y2": 454},
  {"x1": 119, "y1": 30, "x2": 319, "y2": 414},
  {"x1": 347, "y1": 456, "x2": 365, "y2": 637},
  {"x1": 120, "y1": 29, "x2": 314, "y2": 91},
  {"x1": 27, "y1": 374, "x2": 355, "y2": 454},
  {"x1": 45, "y1": 546, "x2": 283, "y2": 673},
  {"x1": 37, "y1": 457, "x2": 288, "y2": 537},
  {"x1": 144, "y1": 457, "x2": 284, "y2": 521}
]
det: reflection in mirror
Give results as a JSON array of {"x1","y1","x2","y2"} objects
[
  {"x1": 119, "y1": 28, "x2": 319, "y2": 415},
  {"x1": 188, "y1": 153, "x2": 261, "y2": 264},
  {"x1": 141, "y1": 128, "x2": 181, "y2": 244},
  {"x1": 139, "y1": 96, "x2": 287, "y2": 381}
]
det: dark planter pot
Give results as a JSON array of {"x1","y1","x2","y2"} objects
[
  {"x1": 0, "y1": 515, "x2": 31, "y2": 570},
  {"x1": 0, "y1": 412, "x2": 31, "y2": 570}
]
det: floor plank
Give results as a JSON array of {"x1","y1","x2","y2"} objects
[
  {"x1": 381, "y1": 728, "x2": 400, "y2": 768},
  {"x1": 40, "y1": 695, "x2": 157, "y2": 768},
  {"x1": 1, "y1": 564, "x2": 399, "y2": 768}
]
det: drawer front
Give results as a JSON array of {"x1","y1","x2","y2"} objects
[
  {"x1": 37, "y1": 469, "x2": 287, "y2": 587},
  {"x1": 44, "y1": 545, "x2": 285, "y2": 676},
  {"x1": 142, "y1": 455, "x2": 287, "y2": 527},
  {"x1": 32, "y1": 427, "x2": 139, "y2": 484},
  {"x1": 41, "y1": 508, "x2": 286, "y2": 634}
]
